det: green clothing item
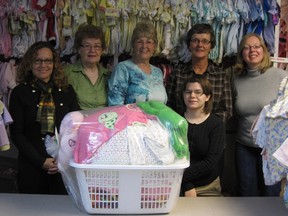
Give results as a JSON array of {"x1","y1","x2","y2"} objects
[{"x1": 64, "y1": 61, "x2": 110, "y2": 110}]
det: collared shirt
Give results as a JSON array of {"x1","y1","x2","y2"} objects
[
  {"x1": 64, "y1": 61, "x2": 110, "y2": 110},
  {"x1": 166, "y1": 60, "x2": 232, "y2": 123}
]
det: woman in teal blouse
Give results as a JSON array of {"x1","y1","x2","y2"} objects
[{"x1": 108, "y1": 22, "x2": 167, "y2": 106}]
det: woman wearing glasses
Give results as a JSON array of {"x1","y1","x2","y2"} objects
[
  {"x1": 9, "y1": 41, "x2": 80, "y2": 194},
  {"x1": 233, "y1": 33, "x2": 287, "y2": 196},
  {"x1": 64, "y1": 24, "x2": 110, "y2": 110},
  {"x1": 181, "y1": 74, "x2": 225, "y2": 197},
  {"x1": 166, "y1": 23, "x2": 232, "y2": 123},
  {"x1": 108, "y1": 22, "x2": 167, "y2": 106},
  {"x1": 166, "y1": 23, "x2": 232, "y2": 196}
]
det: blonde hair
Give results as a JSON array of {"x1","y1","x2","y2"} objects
[
  {"x1": 234, "y1": 33, "x2": 272, "y2": 75},
  {"x1": 131, "y1": 22, "x2": 158, "y2": 47}
]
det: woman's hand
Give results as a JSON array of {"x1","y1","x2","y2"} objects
[
  {"x1": 185, "y1": 188, "x2": 197, "y2": 197},
  {"x1": 43, "y1": 158, "x2": 59, "y2": 174}
]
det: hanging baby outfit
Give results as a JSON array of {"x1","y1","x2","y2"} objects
[
  {"x1": 0, "y1": 100, "x2": 13, "y2": 151},
  {"x1": 251, "y1": 76, "x2": 288, "y2": 186}
]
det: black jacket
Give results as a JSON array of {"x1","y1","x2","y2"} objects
[{"x1": 9, "y1": 83, "x2": 80, "y2": 169}]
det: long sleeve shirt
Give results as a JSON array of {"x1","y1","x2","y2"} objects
[
  {"x1": 181, "y1": 114, "x2": 225, "y2": 192},
  {"x1": 166, "y1": 60, "x2": 232, "y2": 123},
  {"x1": 9, "y1": 83, "x2": 80, "y2": 168},
  {"x1": 234, "y1": 67, "x2": 288, "y2": 148},
  {"x1": 108, "y1": 59, "x2": 167, "y2": 106}
]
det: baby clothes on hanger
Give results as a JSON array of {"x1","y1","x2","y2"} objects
[
  {"x1": 0, "y1": 100, "x2": 13, "y2": 151},
  {"x1": 0, "y1": 0, "x2": 12, "y2": 58},
  {"x1": 252, "y1": 76, "x2": 288, "y2": 185},
  {"x1": 0, "y1": 59, "x2": 17, "y2": 108},
  {"x1": 273, "y1": 140, "x2": 288, "y2": 209},
  {"x1": 273, "y1": 137, "x2": 288, "y2": 167},
  {"x1": 0, "y1": 62, "x2": 8, "y2": 100}
]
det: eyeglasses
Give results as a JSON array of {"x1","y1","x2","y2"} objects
[
  {"x1": 33, "y1": 59, "x2": 54, "y2": 65},
  {"x1": 242, "y1": 44, "x2": 262, "y2": 51},
  {"x1": 191, "y1": 38, "x2": 211, "y2": 45},
  {"x1": 80, "y1": 44, "x2": 102, "y2": 51},
  {"x1": 183, "y1": 90, "x2": 204, "y2": 97}
]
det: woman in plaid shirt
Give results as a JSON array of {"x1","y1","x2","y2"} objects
[{"x1": 166, "y1": 23, "x2": 232, "y2": 123}]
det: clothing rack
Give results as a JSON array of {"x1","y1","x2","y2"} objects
[{"x1": 0, "y1": 0, "x2": 281, "y2": 64}]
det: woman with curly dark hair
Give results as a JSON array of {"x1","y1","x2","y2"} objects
[{"x1": 9, "y1": 41, "x2": 80, "y2": 194}]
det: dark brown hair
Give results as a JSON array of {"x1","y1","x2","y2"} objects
[
  {"x1": 16, "y1": 41, "x2": 69, "y2": 89},
  {"x1": 131, "y1": 22, "x2": 158, "y2": 47},
  {"x1": 74, "y1": 24, "x2": 106, "y2": 50},
  {"x1": 186, "y1": 23, "x2": 216, "y2": 49},
  {"x1": 183, "y1": 74, "x2": 213, "y2": 114}
]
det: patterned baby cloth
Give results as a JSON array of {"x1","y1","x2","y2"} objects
[
  {"x1": 251, "y1": 76, "x2": 288, "y2": 185},
  {"x1": 91, "y1": 119, "x2": 174, "y2": 165},
  {"x1": 74, "y1": 104, "x2": 175, "y2": 164}
]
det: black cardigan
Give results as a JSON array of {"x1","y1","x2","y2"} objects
[{"x1": 181, "y1": 114, "x2": 225, "y2": 192}]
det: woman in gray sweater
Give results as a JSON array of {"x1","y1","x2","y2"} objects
[{"x1": 233, "y1": 33, "x2": 287, "y2": 196}]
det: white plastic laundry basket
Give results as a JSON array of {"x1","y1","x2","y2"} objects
[{"x1": 69, "y1": 161, "x2": 189, "y2": 214}]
